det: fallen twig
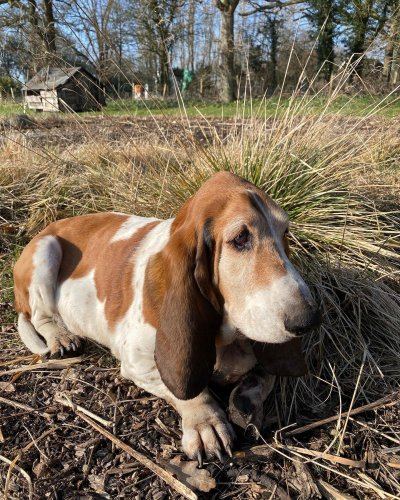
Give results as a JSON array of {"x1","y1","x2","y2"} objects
[
  {"x1": 74, "y1": 409, "x2": 198, "y2": 499},
  {"x1": 0, "y1": 396, "x2": 36, "y2": 413},
  {"x1": 55, "y1": 393, "x2": 113, "y2": 428},
  {"x1": 283, "y1": 445, "x2": 366, "y2": 468},
  {"x1": 386, "y1": 462, "x2": 400, "y2": 470},
  {"x1": 284, "y1": 392, "x2": 399, "y2": 437},
  {"x1": 348, "y1": 417, "x2": 400, "y2": 446},
  {"x1": 0, "y1": 354, "x2": 39, "y2": 367},
  {"x1": 251, "y1": 442, "x2": 366, "y2": 468},
  {"x1": 0, "y1": 396, "x2": 52, "y2": 421},
  {"x1": 0, "y1": 356, "x2": 83, "y2": 376}
]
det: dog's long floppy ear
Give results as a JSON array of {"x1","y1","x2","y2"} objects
[
  {"x1": 253, "y1": 338, "x2": 308, "y2": 377},
  {"x1": 155, "y1": 220, "x2": 223, "y2": 401}
]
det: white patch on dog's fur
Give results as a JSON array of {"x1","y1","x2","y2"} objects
[
  {"x1": 225, "y1": 274, "x2": 299, "y2": 343},
  {"x1": 56, "y1": 270, "x2": 111, "y2": 346},
  {"x1": 116, "y1": 219, "x2": 174, "y2": 394},
  {"x1": 111, "y1": 215, "x2": 159, "y2": 242}
]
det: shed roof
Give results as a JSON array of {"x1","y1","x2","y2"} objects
[{"x1": 23, "y1": 67, "x2": 95, "y2": 91}]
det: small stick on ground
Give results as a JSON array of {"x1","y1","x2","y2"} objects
[
  {"x1": 283, "y1": 445, "x2": 366, "y2": 468},
  {"x1": 0, "y1": 356, "x2": 83, "y2": 376},
  {"x1": 74, "y1": 408, "x2": 198, "y2": 500},
  {"x1": 284, "y1": 391, "x2": 399, "y2": 437},
  {"x1": 0, "y1": 396, "x2": 37, "y2": 413},
  {"x1": 55, "y1": 393, "x2": 113, "y2": 428},
  {"x1": 0, "y1": 354, "x2": 39, "y2": 367},
  {"x1": 0, "y1": 396, "x2": 52, "y2": 421}
]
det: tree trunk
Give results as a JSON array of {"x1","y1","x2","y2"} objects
[
  {"x1": 187, "y1": 0, "x2": 195, "y2": 71},
  {"x1": 317, "y1": 0, "x2": 334, "y2": 81},
  {"x1": 219, "y1": 6, "x2": 236, "y2": 102},
  {"x1": 43, "y1": 0, "x2": 57, "y2": 57},
  {"x1": 27, "y1": 0, "x2": 43, "y2": 71},
  {"x1": 269, "y1": 16, "x2": 278, "y2": 94},
  {"x1": 349, "y1": 0, "x2": 374, "y2": 79},
  {"x1": 159, "y1": 45, "x2": 170, "y2": 97},
  {"x1": 350, "y1": 18, "x2": 368, "y2": 78},
  {"x1": 383, "y1": 6, "x2": 400, "y2": 82}
]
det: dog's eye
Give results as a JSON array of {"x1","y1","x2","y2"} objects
[{"x1": 232, "y1": 229, "x2": 251, "y2": 251}]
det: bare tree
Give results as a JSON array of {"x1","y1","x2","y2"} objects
[
  {"x1": 130, "y1": 0, "x2": 184, "y2": 96},
  {"x1": 216, "y1": 0, "x2": 240, "y2": 102},
  {"x1": 383, "y1": 0, "x2": 400, "y2": 83},
  {"x1": 0, "y1": 0, "x2": 58, "y2": 68}
]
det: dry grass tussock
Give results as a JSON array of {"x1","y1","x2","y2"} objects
[
  {"x1": 1, "y1": 105, "x2": 400, "y2": 408},
  {"x1": 0, "y1": 89, "x2": 400, "y2": 496}
]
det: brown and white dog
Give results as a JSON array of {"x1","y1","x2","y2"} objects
[{"x1": 14, "y1": 172, "x2": 320, "y2": 462}]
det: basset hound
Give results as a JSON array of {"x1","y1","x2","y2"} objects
[{"x1": 14, "y1": 172, "x2": 320, "y2": 462}]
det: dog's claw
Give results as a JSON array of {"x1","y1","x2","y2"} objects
[
  {"x1": 226, "y1": 445, "x2": 232, "y2": 458},
  {"x1": 215, "y1": 448, "x2": 223, "y2": 462},
  {"x1": 59, "y1": 346, "x2": 64, "y2": 357},
  {"x1": 197, "y1": 452, "x2": 203, "y2": 468},
  {"x1": 71, "y1": 342, "x2": 77, "y2": 351}
]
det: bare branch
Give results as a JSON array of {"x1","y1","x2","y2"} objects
[{"x1": 240, "y1": 0, "x2": 306, "y2": 17}]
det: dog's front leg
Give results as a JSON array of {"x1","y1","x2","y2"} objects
[
  {"x1": 171, "y1": 389, "x2": 235, "y2": 463},
  {"x1": 121, "y1": 357, "x2": 234, "y2": 462},
  {"x1": 228, "y1": 365, "x2": 276, "y2": 433}
]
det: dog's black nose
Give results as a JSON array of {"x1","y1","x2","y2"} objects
[{"x1": 284, "y1": 303, "x2": 322, "y2": 336}]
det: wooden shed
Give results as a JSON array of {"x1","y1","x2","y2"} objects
[{"x1": 23, "y1": 67, "x2": 105, "y2": 112}]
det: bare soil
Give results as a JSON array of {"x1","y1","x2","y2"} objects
[{"x1": 2, "y1": 113, "x2": 400, "y2": 149}]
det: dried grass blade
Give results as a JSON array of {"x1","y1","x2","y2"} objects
[
  {"x1": 284, "y1": 445, "x2": 366, "y2": 468},
  {"x1": 0, "y1": 396, "x2": 51, "y2": 420},
  {"x1": 284, "y1": 392, "x2": 399, "y2": 437},
  {"x1": 317, "y1": 479, "x2": 356, "y2": 499},
  {"x1": 0, "y1": 454, "x2": 33, "y2": 500},
  {"x1": 4, "y1": 428, "x2": 54, "y2": 500}
]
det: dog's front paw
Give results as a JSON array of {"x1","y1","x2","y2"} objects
[
  {"x1": 228, "y1": 366, "x2": 276, "y2": 436},
  {"x1": 181, "y1": 404, "x2": 235, "y2": 464}
]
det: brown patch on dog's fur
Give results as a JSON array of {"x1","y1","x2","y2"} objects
[
  {"x1": 143, "y1": 253, "x2": 166, "y2": 329},
  {"x1": 95, "y1": 220, "x2": 161, "y2": 329},
  {"x1": 13, "y1": 240, "x2": 38, "y2": 319},
  {"x1": 53, "y1": 215, "x2": 160, "y2": 329},
  {"x1": 49, "y1": 213, "x2": 130, "y2": 282},
  {"x1": 16, "y1": 214, "x2": 160, "y2": 330}
]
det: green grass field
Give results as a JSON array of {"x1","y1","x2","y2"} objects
[{"x1": 1, "y1": 94, "x2": 400, "y2": 120}]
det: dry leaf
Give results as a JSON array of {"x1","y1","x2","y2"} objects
[
  {"x1": 0, "y1": 381, "x2": 16, "y2": 392},
  {"x1": 164, "y1": 457, "x2": 216, "y2": 493},
  {"x1": 179, "y1": 462, "x2": 216, "y2": 492},
  {"x1": 33, "y1": 460, "x2": 52, "y2": 479},
  {"x1": 88, "y1": 474, "x2": 108, "y2": 495},
  {"x1": 317, "y1": 480, "x2": 356, "y2": 500}
]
